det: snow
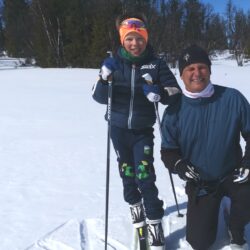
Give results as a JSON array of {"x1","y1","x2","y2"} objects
[{"x1": 0, "y1": 55, "x2": 249, "y2": 250}]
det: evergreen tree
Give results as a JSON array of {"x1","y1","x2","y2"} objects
[
  {"x1": 226, "y1": 0, "x2": 236, "y2": 50},
  {"x1": 3, "y1": 0, "x2": 32, "y2": 57},
  {"x1": 233, "y1": 9, "x2": 248, "y2": 66},
  {"x1": 225, "y1": 0, "x2": 248, "y2": 66},
  {"x1": 121, "y1": 0, "x2": 152, "y2": 14},
  {"x1": 182, "y1": 0, "x2": 206, "y2": 45},
  {"x1": 63, "y1": 0, "x2": 90, "y2": 67},
  {"x1": 157, "y1": 0, "x2": 184, "y2": 67},
  {"x1": 0, "y1": 7, "x2": 4, "y2": 52},
  {"x1": 88, "y1": 0, "x2": 121, "y2": 67},
  {"x1": 205, "y1": 14, "x2": 227, "y2": 50},
  {"x1": 245, "y1": 11, "x2": 250, "y2": 57},
  {"x1": 1, "y1": 0, "x2": 249, "y2": 68},
  {"x1": 30, "y1": 0, "x2": 68, "y2": 67}
]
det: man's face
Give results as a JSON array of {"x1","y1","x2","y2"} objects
[{"x1": 181, "y1": 63, "x2": 210, "y2": 93}]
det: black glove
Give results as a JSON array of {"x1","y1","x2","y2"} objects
[
  {"x1": 233, "y1": 167, "x2": 249, "y2": 184},
  {"x1": 160, "y1": 148, "x2": 200, "y2": 182},
  {"x1": 174, "y1": 159, "x2": 200, "y2": 183}
]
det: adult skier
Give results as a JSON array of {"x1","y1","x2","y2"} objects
[
  {"x1": 161, "y1": 44, "x2": 250, "y2": 250},
  {"x1": 92, "y1": 13, "x2": 181, "y2": 249}
]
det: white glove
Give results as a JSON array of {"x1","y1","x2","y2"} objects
[
  {"x1": 233, "y1": 167, "x2": 249, "y2": 183},
  {"x1": 100, "y1": 65, "x2": 112, "y2": 81},
  {"x1": 146, "y1": 93, "x2": 161, "y2": 102},
  {"x1": 142, "y1": 73, "x2": 161, "y2": 102}
]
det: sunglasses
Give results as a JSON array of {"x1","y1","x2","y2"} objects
[{"x1": 121, "y1": 19, "x2": 146, "y2": 29}]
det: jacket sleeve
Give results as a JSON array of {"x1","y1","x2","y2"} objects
[
  {"x1": 160, "y1": 105, "x2": 181, "y2": 172},
  {"x1": 239, "y1": 92, "x2": 250, "y2": 168},
  {"x1": 157, "y1": 59, "x2": 182, "y2": 105},
  {"x1": 92, "y1": 78, "x2": 109, "y2": 104},
  {"x1": 161, "y1": 147, "x2": 182, "y2": 173},
  {"x1": 242, "y1": 136, "x2": 250, "y2": 168},
  {"x1": 161, "y1": 104, "x2": 180, "y2": 148}
]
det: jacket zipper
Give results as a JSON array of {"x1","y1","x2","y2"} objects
[{"x1": 128, "y1": 64, "x2": 136, "y2": 129}]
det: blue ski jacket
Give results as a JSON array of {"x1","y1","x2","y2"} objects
[
  {"x1": 92, "y1": 46, "x2": 181, "y2": 129},
  {"x1": 161, "y1": 84, "x2": 250, "y2": 181}
]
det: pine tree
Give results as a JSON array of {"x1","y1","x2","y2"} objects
[
  {"x1": 63, "y1": 0, "x2": 94, "y2": 67},
  {"x1": 30, "y1": 0, "x2": 67, "y2": 67},
  {"x1": 205, "y1": 14, "x2": 227, "y2": 50},
  {"x1": 245, "y1": 12, "x2": 250, "y2": 57},
  {"x1": 88, "y1": 0, "x2": 121, "y2": 67},
  {"x1": 225, "y1": 0, "x2": 248, "y2": 66},
  {"x1": 157, "y1": 0, "x2": 184, "y2": 67},
  {"x1": 0, "y1": 7, "x2": 4, "y2": 52},
  {"x1": 3, "y1": 0, "x2": 32, "y2": 57},
  {"x1": 182, "y1": 0, "x2": 208, "y2": 46}
]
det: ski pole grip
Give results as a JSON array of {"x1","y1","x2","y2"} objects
[{"x1": 142, "y1": 73, "x2": 153, "y2": 85}]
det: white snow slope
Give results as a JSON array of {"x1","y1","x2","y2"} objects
[{"x1": 0, "y1": 55, "x2": 250, "y2": 250}]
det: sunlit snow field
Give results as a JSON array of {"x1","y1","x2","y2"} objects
[{"x1": 0, "y1": 52, "x2": 249, "y2": 249}]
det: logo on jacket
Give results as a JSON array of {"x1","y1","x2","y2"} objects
[
  {"x1": 183, "y1": 53, "x2": 190, "y2": 62},
  {"x1": 141, "y1": 64, "x2": 156, "y2": 70}
]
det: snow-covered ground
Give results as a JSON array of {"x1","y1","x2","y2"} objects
[
  {"x1": 0, "y1": 56, "x2": 30, "y2": 69},
  {"x1": 0, "y1": 55, "x2": 249, "y2": 250}
]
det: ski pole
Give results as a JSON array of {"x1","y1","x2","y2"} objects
[
  {"x1": 142, "y1": 73, "x2": 184, "y2": 217},
  {"x1": 154, "y1": 100, "x2": 183, "y2": 217},
  {"x1": 105, "y1": 51, "x2": 113, "y2": 250}
]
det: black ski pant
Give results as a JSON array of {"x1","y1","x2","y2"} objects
[
  {"x1": 185, "y1": 177, "x2": 250, "y2": 250},
  {"x1": 111, "y1": 126, "x2": 164, "y2": 220}
]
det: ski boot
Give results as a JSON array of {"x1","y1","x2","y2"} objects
[
  {"x1": 228, "y1": 228, "x2": 248, "y2": 250},
  {"x1": 146, "y1": 219, "x2": 165, "y2": 250},
  {"x1": 230, "y1": 243, "x2": 248, "y2": 250},
  {"x1": 130, "y1": 202, "x2": 148, "y2": 249},
  {"x1": 130, "y1": 201, "x2": 146, "y2": 228}
]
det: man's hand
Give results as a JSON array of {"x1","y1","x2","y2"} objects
[
  {"x1": 99, "y1": 57, "x2": 118, "y2": 81},
  {"x1": 233, "y1": 167, "x2": 249, "y2": 184},
  {"x1": 174, "y1": 159, "x2": 200, "y2": 182}
]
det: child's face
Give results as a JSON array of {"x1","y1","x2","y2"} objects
[{"x1": 123, "y1": 32, "x2": 147, "y2": 57}]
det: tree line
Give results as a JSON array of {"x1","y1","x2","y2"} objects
[{"x1": 0, "y1": 0, "x2": 250, "y2": 68}]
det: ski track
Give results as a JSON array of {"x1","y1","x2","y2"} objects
[
  {"x1": 26, "y1": 219, "x2": 87, "y2": 250},
  {"x1": 25, "y1": 194, "x2": 249, "y2": 250}
]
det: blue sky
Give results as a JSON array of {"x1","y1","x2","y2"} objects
[
  {"x1": 0, "y1": 0, "x2": 249, "y2": 16},
  {"x1": 200, "y1": 0, "x2": 250, "y2": 15}
]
